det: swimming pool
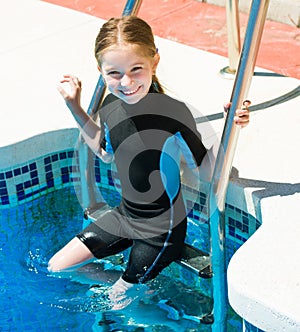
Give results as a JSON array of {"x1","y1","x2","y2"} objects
[{"x1": 0, "y1": 141, "x2": 261, "y2": 331}]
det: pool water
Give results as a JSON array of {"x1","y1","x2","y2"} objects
[{"x1": 0, "y1": 187, "x2": 242, "y2": 331}]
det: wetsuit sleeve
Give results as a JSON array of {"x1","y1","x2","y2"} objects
[{"x1": 99, "y1": 94, "x2": 118, "y2": 153}]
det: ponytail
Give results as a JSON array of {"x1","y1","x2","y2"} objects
[{"x1": 152, "y1": 74, "x2": 164, "y2": 93}]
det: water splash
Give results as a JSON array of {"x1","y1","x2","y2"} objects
[{"x1": 25, "y1": 248, "x2": 49, "y2": 274}]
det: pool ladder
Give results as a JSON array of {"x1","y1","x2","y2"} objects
[
  {"x1": 83, "y1": 202, "x2": 214, "y2": 324},
  {"x1": 78, "y1": 0, "x2": 270, "y2": 330},
  {"x1": 83, "y1": 203, "x2": 213, "y2": 280}
]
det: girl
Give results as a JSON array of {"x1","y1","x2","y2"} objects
[{"x1": 48, "y1": 16, "x2": 249, "y2": 309}]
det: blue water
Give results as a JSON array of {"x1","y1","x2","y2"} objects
[{"x1": 0, "y1": 187, "x2": 241, "y2": 331}]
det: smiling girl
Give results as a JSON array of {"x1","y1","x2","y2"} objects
[{"x1": 48, "y1": 16, "x2": 249, "y2": 310}]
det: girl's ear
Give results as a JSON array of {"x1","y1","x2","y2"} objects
[
  {"x1": 152, "y1": 53, "x2": 160, "y2": 74},
  {"x1": 97, "y1": 64, "x2": 101, "y2": 72}
]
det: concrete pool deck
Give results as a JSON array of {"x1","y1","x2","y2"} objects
[{"x1": 1, "y1": 0, "x2": 299, "y2": 330}]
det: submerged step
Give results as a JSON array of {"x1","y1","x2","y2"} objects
[
  {"x1": 84, "y1": 205, "x2": 212, "y2": 279},
  {"x1": 177, "y1": 242, "x2": 212, "y2": 279}
]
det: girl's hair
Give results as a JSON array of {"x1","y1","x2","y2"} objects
[{"x1": 95, "y1": 16, "x2": 164, "y2": 93}]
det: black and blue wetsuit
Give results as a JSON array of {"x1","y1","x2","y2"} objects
[{"x1": 77, "y1": 92, "x2": 207, "y2": 284}]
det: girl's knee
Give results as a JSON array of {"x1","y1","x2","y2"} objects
[
  {"x1": 48, "y1": 237, "x2": 94, "y2": 272},
  {"x1": 47, "y1": 251, "x2": 66, "y2": 272}
]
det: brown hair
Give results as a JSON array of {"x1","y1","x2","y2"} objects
[{"x1": 95, "y1": 16, "x2": 164, "y2": 93}]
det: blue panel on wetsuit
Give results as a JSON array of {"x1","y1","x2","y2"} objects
[
  {"x1": 104, "y1": 122, "x2": 114, "y2": 154},
  {"x1": 174, "y1": 132, "x2": 197, "y2": 169},
  {"x1": 160, "y1": 132, "x2": 196, "y2": 201}
]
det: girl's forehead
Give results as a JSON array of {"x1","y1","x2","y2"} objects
[{"x1": 100, "y1": 44, "x2": 150, "y2": 64}]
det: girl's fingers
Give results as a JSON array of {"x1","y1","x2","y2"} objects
[
  {"x1": 234, "y1": 111, "x2": 250, "y2": 127},
  {"x1": 59, "y1": 75, "x2": 82, "y2": 87},
  {"x1": 235, "y1": 108, "x2": 249, "y2": 117},
  {"x1": 223, "y1": 102, "x2": 231, "y2": 113},
  {"x1": 223, "y1": 99, "x2": 251, "y2": 127},
  {"x1": 57, "y1": 75, "x2": 82, "y2": 100},
  {"x1": 242, "y1": 99, "x2": 251, "y2": 108}
]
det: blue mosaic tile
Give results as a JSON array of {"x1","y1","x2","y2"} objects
[
  {"x1": 51, "y1": 154, "x2": 59, "y2": 162},
  {"x1": 67, "y1": 151, "x2": 74, "y2": 158},
  {"x1": 61, "y1": 167, "x2": 69, "y2": 174},
  {"x1": 243, "y1": 224, "x2": 249, "y2": 233},
  {"x1": 47, "y1": 179, "x2": 54, "y2": 188},
  {"x1": 1, "y1": 196, "x2": 9, "y2": 205},
  {"x1": 17, "y1": 191, "x2": 25, "y2": 200},
  {"x1": 46, "y1": 172, "x2": 53, "y2": 180},
  {"x1": 229, "y1": 225, "x2": 235, "y2": 237},
  {"x1": 62, "y1": 174, "x2": 69, "y2": 183},
  {"x1": 5, "y1": 171, "x2": 13, "y2": 179},
  {"x1": 59, "y1": 152, "x2": 67, "y2": 159},
  {"x1": 44, "y1": 156, "x2": 51, "y2": 164},
  {"x1": 13, "y1": 168, "x2": 21, "y2": 176},
  {"x1": 226, "y1": 203, "x2": 235, "y2": 210},
  {"x1": 244, "y1": 320, "x2": 265, "y2": 332},
  {"x1": 0, "y1": 187, "x2": 8, "y2": 195},
  {"x1": 16, "y1": 183, "x2": 23, "y2": 191},
  {"x1": 29, "y1": 162, "x2": 37, "y2": 170},
  {"x1": 21, "y1": 165, "x2": 29, "y2": 174},
  {"x1": 24, "y1": 180, "x2": 31, "y2": 189},
  {"x1": 32, "y1": 178, "x2": 39, "y2": 186}
]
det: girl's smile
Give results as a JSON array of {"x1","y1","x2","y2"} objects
[{"x1": 100, "y1": 44, "x2": 159, "y2": 104}]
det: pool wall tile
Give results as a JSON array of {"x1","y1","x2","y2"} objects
[
  {"x1": 244, "y1": 320, "x2": 265, "y2": 332},
  {"x1": 0, "y1": 145, "x2": 261, "y2": 250},
  {"x1": 0, "y1": 148, "x2": 81, "y2": 207},
  {"x1": 0, "y1": 134, "x2": 264, "y2": 331}
]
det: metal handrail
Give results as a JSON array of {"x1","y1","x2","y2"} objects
[
  {"x1": 220, "y1": 0, "x2": 241, "y2": 77},
  {"x1": 209, "y1": 0, "x2": 270, "y2": 330},
  {"x1": 77, "y1": 0, "x2": 143, "y2": 209}
]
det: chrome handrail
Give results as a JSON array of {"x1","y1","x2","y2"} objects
[
  {"x1": 209, "y1": 0, "x2": 270, "y2": 330},
  {"x1": 77, "y1": 0, "x2": 143, "y2": 209},
  {"x1": 220, "y1": 0, "x2": 241, "y2": 76},
  {"x1": 209, "y1": 0, "x2": 269, "y2": 332}
]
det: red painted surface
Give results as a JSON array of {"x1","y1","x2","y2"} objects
[{"x1": 43, "y1": 0, "x2": 300, "y2": 79}]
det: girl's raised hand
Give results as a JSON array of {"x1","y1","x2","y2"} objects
[
  {"x1": 57, "y1": 74, "x2": 82, "y2": 110},
  {"x1": 223, "y1": 100, "x2": 251, "y2": 128}
]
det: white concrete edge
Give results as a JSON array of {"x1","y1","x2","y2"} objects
[
  {"x1": 0, "y1": 128, "x2": 79, "y2": 170},
  {"x1": 227, "y1": 194, "x2": 300, "y2": 331}
]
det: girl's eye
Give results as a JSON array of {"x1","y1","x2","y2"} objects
[
  {"x1": 108, "y1": 71, "x2": 121, "y2": 77},
  {"x1": 131, "y1": 66, "x2": 142, "y2": 72}
]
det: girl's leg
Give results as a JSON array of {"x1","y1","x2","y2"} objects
[{"x1": 48, "y1": 237, "x2": 94, "y2": 272}]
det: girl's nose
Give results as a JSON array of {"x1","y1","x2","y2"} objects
[{"x1": 120, "y1": 74, "x2": 133, "y2": 86}]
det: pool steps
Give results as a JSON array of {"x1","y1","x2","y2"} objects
[
  {"x1": 158, "y1": 299, "x2": 214, "y2": 325},
  {"x1": 84, "y1": 203, "x2": 215, "y2": 325},
  {"x1": 84, "y1": 205, "x2": 213, "y2": 280}
]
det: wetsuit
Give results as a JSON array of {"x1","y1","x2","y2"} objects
[{"x1": 77, "y1": 92, "x2": 207, "y2": 284}]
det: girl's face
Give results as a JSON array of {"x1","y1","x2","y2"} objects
[{"x1": 99, "y1": 44, "x2": 159, "y2": 104}]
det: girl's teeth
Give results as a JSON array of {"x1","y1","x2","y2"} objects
[{"x1": 123, "y1": 87, "x2": 138, "y2": 95}]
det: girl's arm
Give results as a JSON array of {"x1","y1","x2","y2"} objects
[{"x1": 57, "y1": 74, "x2": 112, "y2": 162}]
